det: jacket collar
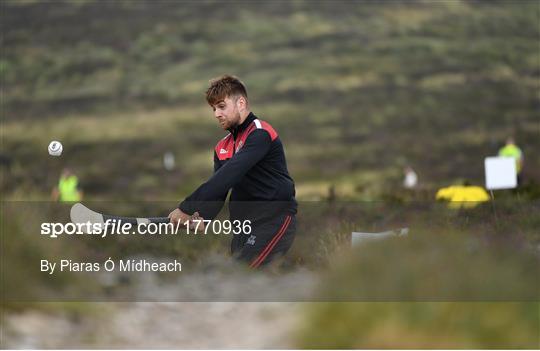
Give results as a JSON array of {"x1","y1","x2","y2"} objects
[{"x1": 230, "y1": 112, "x2": 256, "y2": 138}]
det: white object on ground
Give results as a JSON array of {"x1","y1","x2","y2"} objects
[
  {"x1": 485, "y1": 156, "x2": 517, "y2": 190},
  {"x1": 352, "y1": 227, "x2": 409, "y2": 246},
  {"x1": 48, "y1": 140, "x2": 63, "y2": 156}
]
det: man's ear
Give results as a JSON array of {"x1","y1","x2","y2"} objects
[{"x1": 236, "y1": 96, "x2": 247, "y2": 111}]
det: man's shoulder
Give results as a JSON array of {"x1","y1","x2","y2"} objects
[
  {"x1": 213, "y1": 118, "x2": 280, "y2": 155},
  {"x1": 499, "y1": 144, "x2": 522, "y2": 156},
  {"x1": 251, "y1": 118, "x2": 278, "y2": 141}
]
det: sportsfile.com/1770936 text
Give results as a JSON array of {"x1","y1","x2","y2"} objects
[{"x1": 40, "y1": 219, "x2": 252, "y2": 238}]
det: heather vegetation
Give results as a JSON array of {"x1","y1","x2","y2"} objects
[{"x1": 1, "y1": 1, "x2": 538, "y2": 348}]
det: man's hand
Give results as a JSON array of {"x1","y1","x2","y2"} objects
[
  {"x1": 190, "y1": 212, "x2": 206, "y2": 233},
  {"x1": 168, "y1": 208, "x2": 191, "y2": 227},
  {"x1": 168, "y1": 209, "x2": 206, "y2": 233}
]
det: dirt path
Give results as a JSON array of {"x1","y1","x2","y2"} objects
[
  {"x1": 2, "y1": 261, "x2": 316, "y2": 348},
  {"x1": 3, "y1": 302, "x2": 302, "y2": 349}
]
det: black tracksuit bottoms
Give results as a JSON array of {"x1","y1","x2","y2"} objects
[{"x1": 231, "y1": 212, "x2": 296, "y2": 268}]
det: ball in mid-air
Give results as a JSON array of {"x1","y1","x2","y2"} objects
[{"x1": 48, "y1": 140, "x2": 63, "y2": 156}]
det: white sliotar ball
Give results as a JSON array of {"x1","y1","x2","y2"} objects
[{"x1": 48, "y1": 140, "x2": 63, "y2": 156}]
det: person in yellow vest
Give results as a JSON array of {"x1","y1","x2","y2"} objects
[
  {"x1": 52, "y1": 168, "x2": 83, "y2": 202},
  {"x1": 498, "y1": 137, "x2": 524, "y2": 186}
]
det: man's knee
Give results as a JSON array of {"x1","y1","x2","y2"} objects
[{"x1": 233, "y1": 215, "x2": 296, "y2": 268}]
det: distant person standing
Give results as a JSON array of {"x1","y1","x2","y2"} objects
[
  {"x1": 163, "y1": 151, "x2": 175, "y2": 171},
  {"x1": 403, "y1": 166, "x2": 418, "y2": 189},
  {"x1": 498, "y1": 137, "x2": 524, "y2": 185},
  {"x1": 52, "y1": 168, "x2": 83, "y2": 202}
]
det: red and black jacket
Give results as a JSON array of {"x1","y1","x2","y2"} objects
[{"x1": 179, "y1": 112, "x2": 297, "y2": 222}]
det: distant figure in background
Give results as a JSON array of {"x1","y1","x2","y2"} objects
[
  {"x1": 52, "y1": 168, "x2": 83, "y2": 202},
  {"x1": 498, "y1": 137, "x2": 523, "y2": 185},
  {"x1": 327, "y1": 184, "x2": 336, "y2": 203},
  {"x1": 403, "y1": 166, "x2": 418, "y2": 189},
  {"x1": 163, "y1": 151, "x2": 175, "y2": 171}
]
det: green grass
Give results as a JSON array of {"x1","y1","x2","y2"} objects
[
  {"x1": 2, "y1": 0, "x2": 539, "y2": 200},
  {"x1": 294, "y1": 207, "x2": 539, "y2": 348},
  {"x1": 296, "y1": 302, "x2": 540, "y2": 348},
  {"x1": 1, "y1": 3, "x2": 539, "y2": 346}
]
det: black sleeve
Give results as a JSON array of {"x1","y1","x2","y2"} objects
[{"x1": 179, "y1": 129, "x2": 272, "y2": 219}]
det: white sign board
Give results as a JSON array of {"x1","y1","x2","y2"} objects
[{"x1": 485, "y1": 156, "x2": 517, "y2": 190}]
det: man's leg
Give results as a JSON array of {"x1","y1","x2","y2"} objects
[{"x1": 231, "y1": 213, "x2": 296, "y2": 268}]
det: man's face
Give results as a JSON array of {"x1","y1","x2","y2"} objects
[{"x1": 211, "y1": 96, "x2": 242, "y2": 130}]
